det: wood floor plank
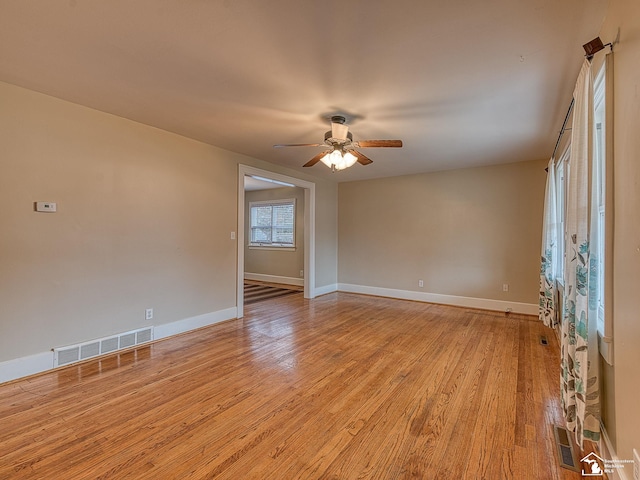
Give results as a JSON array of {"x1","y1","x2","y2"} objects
[{"x1": 0, "y1": 293, "x2": 600, "y2": 479}]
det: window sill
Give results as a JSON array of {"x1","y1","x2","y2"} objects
[
  {"x1": 249, "y1": 245, "x2": 296, "y2": 252},
  {"x1": 598, "y1": 331, "x2": 614, "y2": 366}
]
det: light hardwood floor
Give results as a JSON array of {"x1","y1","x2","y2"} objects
[{"x1": 0, "y1": 293, "x2": 596, "y2": 479}]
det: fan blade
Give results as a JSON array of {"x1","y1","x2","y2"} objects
[
  {"x1": 354, "y1": 140, "x2": 403, "y2": 148},
  {"x1": 273, "y1": 143, "x2": 324, "y2": 148},
  {"x1": 350, "y1": 150, "x2": 373, "y2": 165},
  {"x1": 303, "y1": 151, "x2": 330, "y2": 167}
]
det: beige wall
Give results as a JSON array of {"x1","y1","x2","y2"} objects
[
  {"x1": 597, "y1": 0, "x2": 640, "y2": 463},
  {"x1": 0, "y1": 81, "x2": 337, "y2": 364},
  {"x1": 338, "y1": 159, "x2": 547, "y2": 305},
  {"x1": 244, "y1": 186, "x2": 305, "y2": 280}
]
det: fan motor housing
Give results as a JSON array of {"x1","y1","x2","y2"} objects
[{"x1": 324, "y1": 130, "x2": 353, "y2": 144}]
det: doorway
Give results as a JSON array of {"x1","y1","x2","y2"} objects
[{"x1": 237, "y1": 165, "x2": 316, "y2": 317}]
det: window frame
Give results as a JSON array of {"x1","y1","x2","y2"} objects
[
  {"x1": 592, "y1": 55, "x2": 614, "y2": 365},
  {"x1": 555, "y1": 145, "x2": 570, "y2": 286},
  {"x1": 593, "y1": 63, "x2": 606, "y2": 335},
  {"x1": 248, "y1": 198, "x2": 296, "y2": 250}
]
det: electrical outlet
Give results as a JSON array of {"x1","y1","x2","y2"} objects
[
  {"x1": 145, "y1": 308, "x2": 153, "y2": 320},
  {"x1": 300, "y1": 270, "x2": 304, "y2": 277},
  {"x1": 503, "y1": 283, "x2": 509, "y2": 292},
  {"x1": 418, "y1": 280, "x2": 424, "y2": 288},
  {"x1": 633, "y1": 448, "x2": 639, "y2": 480},
  {"x1": 230, "y1": 231, "x2": 236, "y2": 240}
]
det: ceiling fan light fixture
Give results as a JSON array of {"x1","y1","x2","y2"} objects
[
  {"x1": 320, "y1": 149, "x2": 342, "y2": 169},
  {"x1": 275, "y1": 113, "x2": 403, "y2": 170},
  {"x1": 342, "y1": 151, "x2": 358, "y2": 168},
  {"x1": 320, "y1": 149, "x2": 358, "y2": 171}
]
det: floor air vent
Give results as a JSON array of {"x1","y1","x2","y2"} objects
[
  {"x1": 553, "y1": 425, "x2": 580, "y2": 472},
  {"x1": 53, "y1": 327, "x2": 153, "y2": 368}
]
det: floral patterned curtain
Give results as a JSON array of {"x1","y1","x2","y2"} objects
[
  {"x1": 539, "y1": 158, "x2": 558, "y2": 328},
  {"x1": 561, "y1": 60, "x2": 600, "y2": 446}
]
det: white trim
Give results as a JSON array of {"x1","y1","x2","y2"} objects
[
  {"x1": 337, "y1": 283, "x2": 538, "y2": 315},
  {"x1": 598, "y1": 331, "x2": 614, "y2": 366},
  {"x1": 244, "y1": 272, "x2": 303, "y2": 287},
  {"x1": 600, "y1": 423, "x2": 629, "y2": 480},
  {"x1": 238, "y1": 165, "x2": 316, "y2": 318},
  {"x1": 304, "y1": 186, "x2": 316, "y2": 298},
  {"x1": 154, "y1": 307, "x2": 237, "y2": 340},
  {"x1": 0, "y1": 306, "x2": 237, "y2": 385},
  {"x1": 0, "y1": 351, "x2": 54, "y2": 385},
  {"x1": 314, "y1": 283, "x2": 338, "y2": 296}
]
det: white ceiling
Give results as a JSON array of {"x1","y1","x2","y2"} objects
[
  {"x1": 0, "y1": 0, "x2": 607, "y2": 182},
  {"x1": 244, "y1": 175, "x2": 294, "y2": 191}
]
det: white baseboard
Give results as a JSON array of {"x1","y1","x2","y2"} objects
[
  {"x1": 337, "y1": 283, "x2": 538, "y2": 315},
  {"x1": 0, "y1": 306, "x2": 238, "y2": 385},
  {"x1": 244, "y1": 272, "x2": 304, "y2": 287},
  {"x1": 154, "y1": 307, "x2": 237, "y2": 340},
  {"x1": 600, "y1": 423, "x2": 630, "y2": 480},
  {"x1": 314, "y1": 283, "x2": 338, "y2": 297},
  {"x1": 0, "y1": 351, "x2": 54, "y2": 385}
]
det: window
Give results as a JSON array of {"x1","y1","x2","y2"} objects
[
  {"x1": 555, "y1": 146, "x2": 570, "y2": 283},
  {"x1": 249, "y1": 199, "x2": 295, "y2": 248},
  {"x1": 593, "y1": 63, "x2": 606, "y2": 334}
]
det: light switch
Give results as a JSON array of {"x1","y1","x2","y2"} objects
[{"x1": 35, "y1": 202, "x2": 57, "y2": 213}]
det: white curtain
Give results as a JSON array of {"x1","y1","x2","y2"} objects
[
  {"x1": 539, "y1": 158, "x2": 558, "y2": 328},
  {"x1": 561, "y1": 59, "x2": 601, "y2": 446}
]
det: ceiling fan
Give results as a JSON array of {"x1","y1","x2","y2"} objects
[{"x1": 273, "y1": 115, "x2": 403, "y2": 172}]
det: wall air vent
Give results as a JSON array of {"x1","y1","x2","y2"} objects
[
  {"x1": 136, "y1": 328, "x2": 152, "y2": 344},
  {"x1": 101, "y1": 337, "x2": 119, "y2": 354},
  {"x1": 119, "y1": 333, "x2": 136, "y2": 349},
  {"x1": 53, "y1": 326, "x2": 154, "y2": 368},
  {"x1": 56, "y1": 346, "x2": 80, "y2": 366},
  {"x1": 80, "y1": 342, "x2": 100, "y2": 360}
]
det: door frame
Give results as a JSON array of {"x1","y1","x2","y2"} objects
[{"x1": 237, "y1": 164, "x2": 316, "y2": 317}]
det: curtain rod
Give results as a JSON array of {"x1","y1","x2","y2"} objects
[
  {"x1": 552, "y1": 98, "x2": 575, "y2": 161},
  {"x1": 545, "y1": 37, "x2": 614, "y2": 172},
  {"x1": 546, "y1": 98, "x2": 574, "y2": 172}
]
